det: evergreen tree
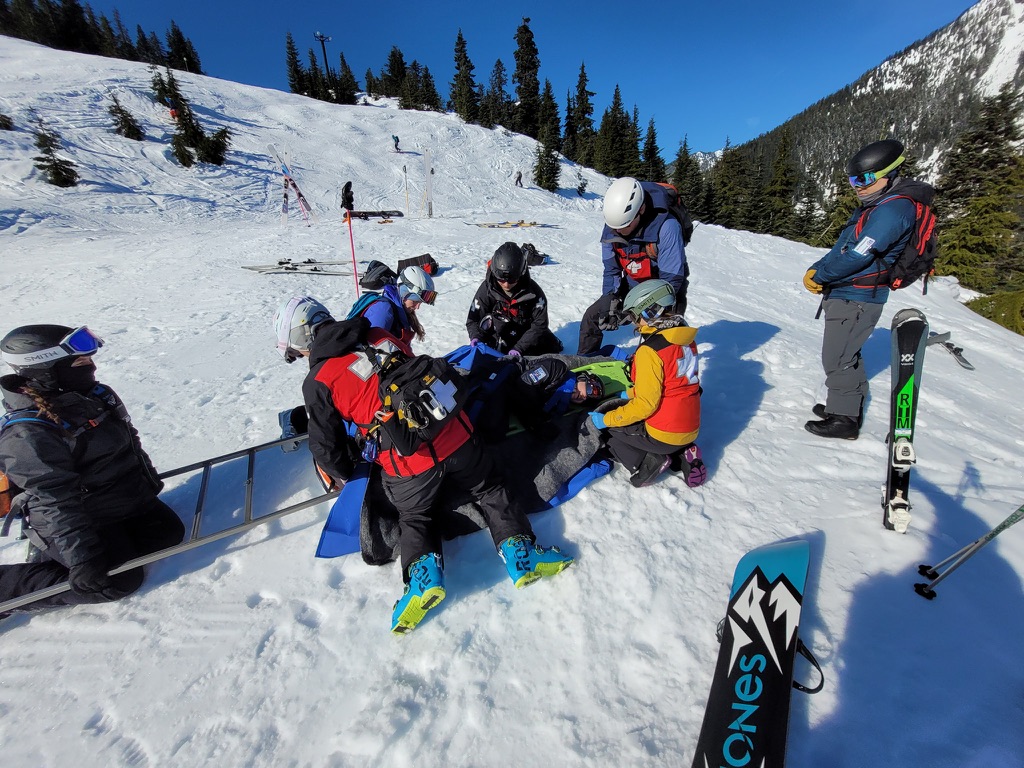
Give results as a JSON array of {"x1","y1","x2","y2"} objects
[
  {"x1": 570, "y1": 63, "x2": 596, "y2": 167},
  {"x1": 196, "y1": 126, "x2": 231, "y2": 165},
  {"x1": 448, "y1": 30, "x2": 478, "y2": 123},
  {"x1": 160, "y1": 69, "x2": 230, "y2": 166},
  {"x1": 380, "y1": 46, "x2": 407, "y2": 98},
  {"x1": 511, "y1": 17, "x2": 540, "y2": 139},
  {"x1": 400, "y1": 61, "x2": 424, "y2": 109},
  {"x1": 419, "y1": 67, "x2": 443, "y2": 111},
  {"x1": 937, "y1": 84, "x2": 1024, "y2": 293},
  {"x1": 285, "y1": 33, "x2": 307, "y2": 95},
  {"x1": 537, "y1": 79, "x2": 560, "y2": 152},
  {"x1": 575, "y1": 168, "x2": 587, "y2": 197},
  {"x1": 480, "y1": 59, "x2": 512, "y2": 129},
  {"x1": 31, "y1": 112, "x2": 78, "y2": 187},
  {"x1": 110, "y1": 10, "x2": 135, "y2": 59},
  {"x1": 762, "y1": 129, "x2": 798, "y2": 237},
  {"x1": 107, "y1": 93, "x2": 144, "y2": 140},
  {"x1": 149, "y1": 65, "x2": 171, "y2": 106},
  {"x1": 672, "y1": 137, "x2": 704, "y2": 219},
  {"x1": 593, "y1": 85, "x2": 631, "y2": 177},
  {"x1": 364, "y1": 69, "x2": 378, "y2": 97},
  {"x1": 640, "y1": 118, "x2": 666, "y2": 182},
  {"x1": 967, "y1": 290, "x2": 1024, "y2": 335},
  {"x1": 165, "y1": 20, "x2": 202, "y2": 74},
  {"x1": 336, "y1": 52, "x2": 358, "y2": 104},
  {"x1": 710, "y1": 140, "x2": 756, "y2": 230},
  {"x1": 562, "y1": 91, "x2": 578, "y2": 163},
  {"x1": 306, "y1": 49, "x2": 326, "y2": 101},
  {"x1": 625, "y1": 106, "x2": 643, "y2": 178}
]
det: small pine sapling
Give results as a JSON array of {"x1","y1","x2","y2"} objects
[
  {"x1": 107, "y1": 94, "x2": 144, "y2": 141},
  {"x1": 31, "y1": 114, "x2": 79, "y2": 187}
]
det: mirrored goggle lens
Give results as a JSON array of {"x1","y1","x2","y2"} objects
[
  {"x1": 419, "y1": 289, "x2": 437, "y2": 306},
  {"x1": 848, "y1": 172, "x2": 877, "y2": 188},
  {"x1": 586, "y1": 380, "x2": 603, "y2": 399},
  {"x1": 62, "y1": 326, "x2": 103, "y2": 355}
]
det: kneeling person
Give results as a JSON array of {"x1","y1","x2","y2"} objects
[
  {"x1": 274, "y1": 297, "x2": 573, "y2": 635},
  {"x1": 587, "y1": 280, "x2": 705, "y2": 489}
]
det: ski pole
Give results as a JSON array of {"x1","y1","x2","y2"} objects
[
  {"x1": 344, "y1": 211, "x2": 359, "y2": 297},
  {"x1": 914, "y1": 502, "x2": 1024, "y2": 599},
  {"x1": 404, "y1": 165, "x2": 409, "y2": 218}
]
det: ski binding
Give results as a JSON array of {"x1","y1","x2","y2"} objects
[
  {"x1": 892, "y1": 438, "x2": 916, "y2": 472},
  {"x1": 886, "y1": 491, "x2": 912, "y2": 534}
]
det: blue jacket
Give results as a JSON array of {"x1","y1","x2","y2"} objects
[
  {"x1": 599, "y1": 183, "x2": 687, "y2": 296},
  {"x1": 811, "y1": 180, "x2": 918, "y2": 304},
  {"x1": 357, "y1": 285, "x2": 413, "y2": 345}
]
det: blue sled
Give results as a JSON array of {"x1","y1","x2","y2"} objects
[{"x1": 315, "y1": 463, "x2": 371, "y2": 558}]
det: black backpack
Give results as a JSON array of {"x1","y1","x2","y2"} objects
[
  {"x1": 848, "y1": 180, "x2": 939, "y2": 293},
  {"x1": 644, "y1": 182, "x2": 694, "y2": 246},
  {"x1": 521, "y1": 242, "x2": 546, "y2": 267},
  {"x1": 377, "y1": 354, "x2": 472, "y2": 448}
]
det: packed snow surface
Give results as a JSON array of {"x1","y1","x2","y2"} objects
[{"x1": 1, "y1": 36, "x2": 1023, "y2": 768}]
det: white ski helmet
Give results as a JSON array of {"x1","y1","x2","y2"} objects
[
  {"x1": 398, "y1": 266, "x2": 437, "y2": 305},
  {"x1": 623, "y1": 279, "x2": 675, "y2": 324},
  {"x1": 274, "y1": 295, "x2": 332, "y2": 363},
  {"x1": 603, "y1": 177, "x2": 645, "y2": 229}
]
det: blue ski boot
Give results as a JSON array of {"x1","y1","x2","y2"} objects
[
  {"x1": 498, "y1": 534, "x2": 573, "y2": 589},
  {"x1": 391, "y1": 553, "x2": 446, "y2": 635}
]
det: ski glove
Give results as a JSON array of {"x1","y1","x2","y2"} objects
[
  {"x1": 506, "y1": 349, "x2": 521, "y2": 358},
  {"x1": 469, "y1": 338, "x2": 480, "y2": 347},
  {"x1": 589, "y1": 412, "x2": 607, "y2": 430},
  {"x1": 803, "y1": 269, "x2": 823, "y2": 294},
  {"x1": 68, "y1": 556, "x2": 116, "y2": 599}
]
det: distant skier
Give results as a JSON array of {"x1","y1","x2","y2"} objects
[
  {"x1": 514, "y1": 170, "x2": 523, "y2": 188},
  {"x1": 803, "y1": 139, "x2": 925, "y2": 440},
  {"x1": 392, "y1": 135, "x2": 400, "y2": 152}
]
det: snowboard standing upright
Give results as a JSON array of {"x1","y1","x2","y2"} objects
[
  {"x1": 883, "y1": 308, "x2": 929, "y2": 533},
  {"x1": 691, "y1": 540, "x2": 818, "y2": 768}
]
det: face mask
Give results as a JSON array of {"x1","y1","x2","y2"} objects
[{"x1": 53, "y1": 358, "x2": 97, "y2": 393}]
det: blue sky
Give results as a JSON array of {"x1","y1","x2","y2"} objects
[{"x1": 87, "y1": 0, "x2": 978, "y2": 155}]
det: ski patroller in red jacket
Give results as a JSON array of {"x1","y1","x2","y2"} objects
[{"x1": 301, "y1": 319, "x2": 471, "y2": 484}]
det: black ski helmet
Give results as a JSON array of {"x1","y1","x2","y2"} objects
[
  {"x1": 846, "y1": 139, "x2": 905, "y2": 180},
  {"x1": 2, "y1": 324, "x2": 77, "y2": 370},
  {"x1": 1, "y1": 324, "x2": 101, "y2": 389},
  {"x1": 491, "y1": 242, "x2": 527, "y2": 283}
]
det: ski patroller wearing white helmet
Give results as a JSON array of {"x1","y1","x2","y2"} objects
[
  {"x1": 397, "y1": 266, "x2": 437, "y2": 305},
  {"x1": 603, "y1": 177, "x2": 645, "y2": 230},
  {"x1": 274, "y1": 295, "x2": 333, "y2": 363}
]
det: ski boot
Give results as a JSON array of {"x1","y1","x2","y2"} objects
[
  {"x1": 678, "y1": 444, "x2": 707, "y2": 488},
  {"x1": 391, "y1": 553, "x2": 446, "y2": 635},
  {"x1": 629, "y1": 452, "x2": 673, "y2": 488},
  {"x1": 498, "y1": 535, "x2": 573, "y2": 589},
  {"x1": 804, "y1": 414, "x2": 859, "y2": 440}
]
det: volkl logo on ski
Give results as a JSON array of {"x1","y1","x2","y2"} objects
[{"x1": 901, "y1": 353, "x2": 915, "y2": 365}]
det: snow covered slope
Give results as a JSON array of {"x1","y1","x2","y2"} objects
[{"x1": 1, "y1": 36, "x2": 1023, "y2": 768}]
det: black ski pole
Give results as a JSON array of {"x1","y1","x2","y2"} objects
[{"x1": 914, "y1": 502, "x2": 1024, "y2": 599}]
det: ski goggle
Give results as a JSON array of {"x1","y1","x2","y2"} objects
[
  {"x1": 1, "y1": 326, "x2": 104, "y2": 369},
  {"x1": 571, "y1": 374, "x2": 604, "y2": 403},
  {"x1": 848, "y1": 156, "x2": 905, "y2": 188},
  {"x1": 404, "y1": 288, "x2": 437, "y2": 306}
]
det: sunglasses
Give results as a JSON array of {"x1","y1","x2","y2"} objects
[{"x1": 1, "y1": 326, "x2": 104, "y2": 368}]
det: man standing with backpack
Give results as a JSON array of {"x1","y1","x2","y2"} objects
[
  {"x1": 577, "y1": 177, "x2": 692, "y2": 356},
  {"x1": 803, "y1": 139, "x2": 936, "y2": 440}
]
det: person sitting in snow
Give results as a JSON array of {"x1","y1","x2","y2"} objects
[
  {"x1": 273, "y1": 297, "x2": 573, "y2": 635},
  {"x1": 0, "y1": 324, "x2": 185, "y2": 619},
  {"x1": 348, "y1": 266, "x2": 437, "y2": 351},
  {"x1": 466, "y1": 242, "x2": 563, "y2": 357},
  {"x1": 587, "y1": 280, "x2": 705, "y2": 489}
]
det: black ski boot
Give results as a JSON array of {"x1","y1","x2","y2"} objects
[
  {"x1": 804, "y1": 414, "x2": 859, "y2": 440},
  {"x1": 630, "y1": 452, "x2": 672, "y2": 488},
  {"x1": 812, "y1": 403, "x2": 864, "y2": 428}
]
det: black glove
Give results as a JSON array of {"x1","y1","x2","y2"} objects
[
  {"x1": 597, "y1": 295, "x2": 623, "y2": 331},
  {"x1": 68, "y1": 556, "x2": 116, "y2": 598},
  {"x1": 597, "y1": 311, "x2": 621, "y2": 331}
]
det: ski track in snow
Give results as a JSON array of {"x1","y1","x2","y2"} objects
[{"x1": 1, "y1": 35, "x2": 1024, "y2": 768}]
